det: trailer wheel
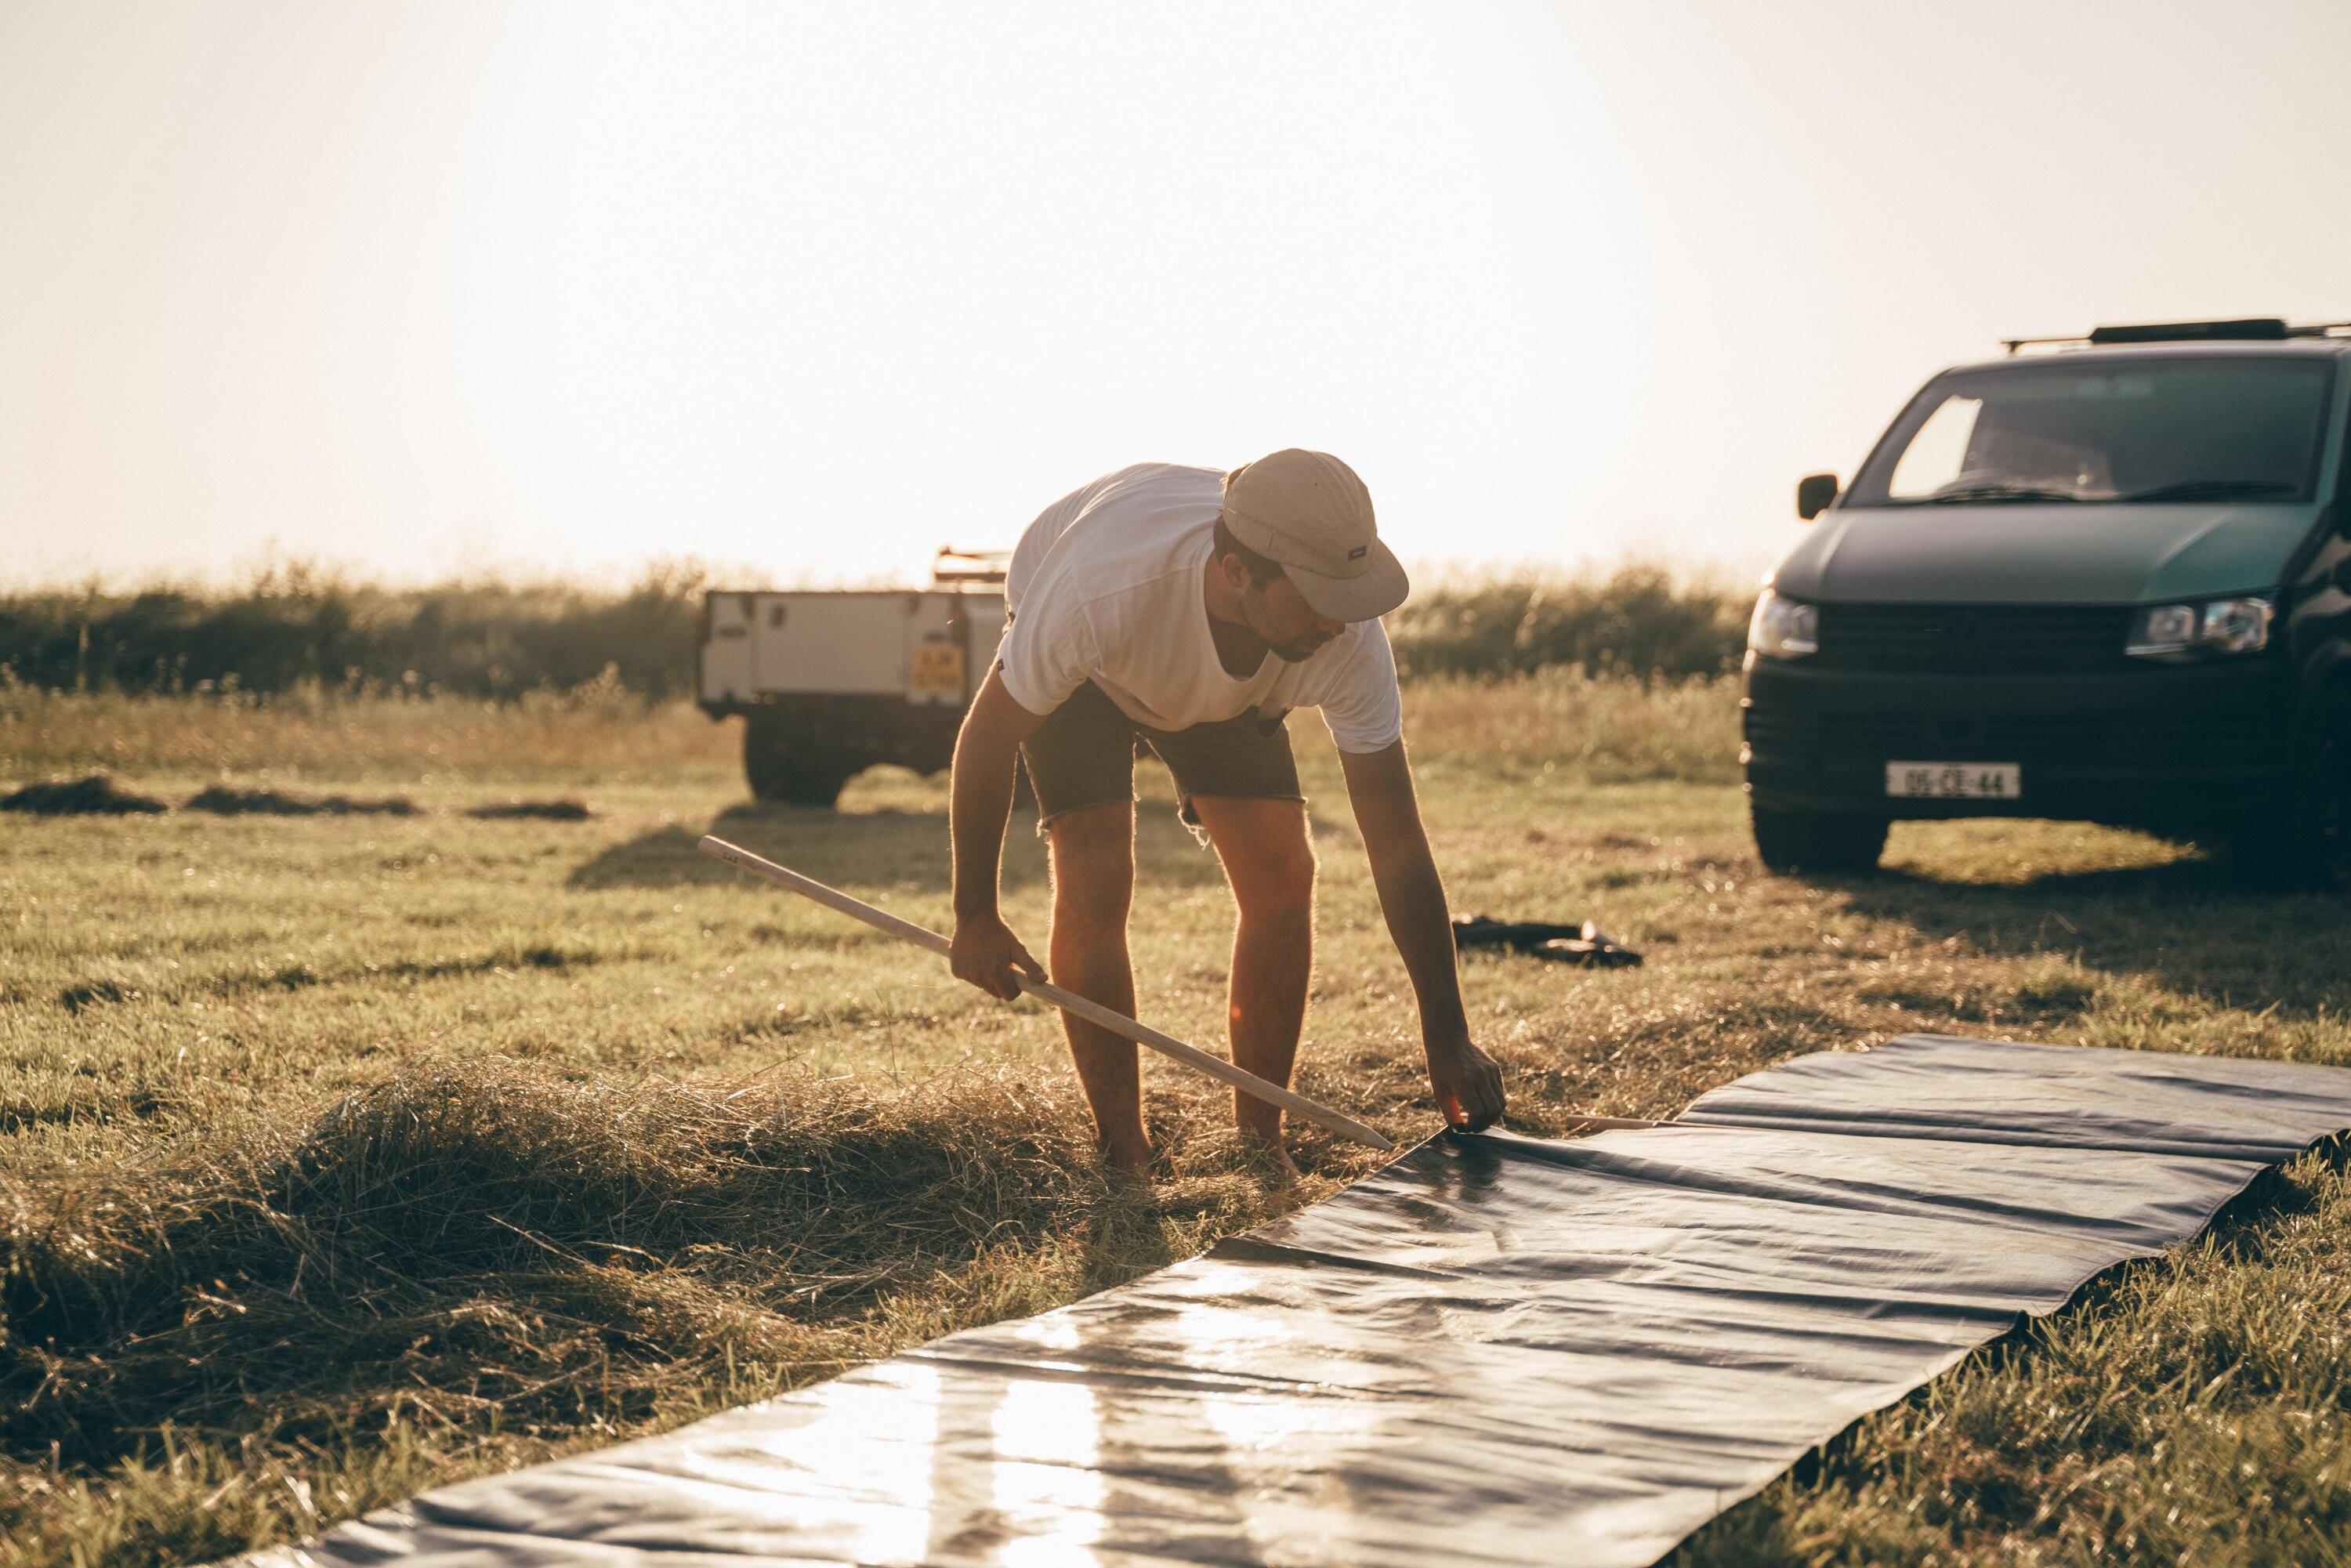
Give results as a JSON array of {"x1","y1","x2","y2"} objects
[
  {"x1": 1751, "y1": 804, "x2": 1889, "y2": 875},
  {"x1": 744, "y1": 709, "x2": 857, "y2": 808}
]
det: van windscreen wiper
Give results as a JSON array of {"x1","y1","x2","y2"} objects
[
  {"x1": 2116, "y1": 479, "x2": 2302, "y2": 503},
  {"x1": 1907, "y1": 484, "x2": 2085, "y2": 505}
]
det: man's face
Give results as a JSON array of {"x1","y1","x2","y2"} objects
[{"x1": 1239, "y1": 572, "x2": 1349, "y2": 662}]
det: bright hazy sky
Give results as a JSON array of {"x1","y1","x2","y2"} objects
[{"x1": 5, "y1": 1, "x2": 2349, "y2": 588}]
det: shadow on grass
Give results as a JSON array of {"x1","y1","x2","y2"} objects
[
  {"x1": 569, "y1": 805, "x2": 974, "y2": 893},
  {"x1": 1811, "y1": 853, "x2": 2351, "y2": 1021},
  {"x1": 569, "y1": 798, "x2": 1229, "y2": 896}
]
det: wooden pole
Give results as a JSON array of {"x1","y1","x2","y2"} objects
[{"x1": 697, "y1": 835, "x2": 1397, "y2": 1153}]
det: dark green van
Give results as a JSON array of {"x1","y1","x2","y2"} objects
[{"x1": 1743, "y1": 317, "x2": 2351, "y2": 888}]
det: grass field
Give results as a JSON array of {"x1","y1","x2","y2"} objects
[{"x1": 5, "y1": 676, "x2": 2350, "y2": 1566}]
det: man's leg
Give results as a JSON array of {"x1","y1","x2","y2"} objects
[
  {"x1": 1189, "y1": 796, "x2": 1317, "y2": 1150},
  {"x1": 1044, "y1": 799, "x2": 1150, "y2": 1171}
]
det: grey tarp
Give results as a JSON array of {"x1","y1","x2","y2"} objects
[{"x1": 248, "y1": 1036, "x2": 2351, "y2": 1568}]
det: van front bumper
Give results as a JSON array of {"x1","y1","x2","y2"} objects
[{"x1": 1741, "y1": 657, "x2": 2295, "y2": 829}]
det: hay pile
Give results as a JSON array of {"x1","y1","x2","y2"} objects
[
  {"x1": 2, "y1": 780, "x2": 599, "y2": 822},
  {"x1": 2, "y1": 1061, "x2": 1114, "y2": 1472},
  {"x1": 183, "y1": 787, "x2": 418, "y2": 817},
  {"x1": 0, "y1": 774, "x2": 168, "y2": 817},
  {"x1": 465, "y1": 798, "x2": 592, "y2": 821}
]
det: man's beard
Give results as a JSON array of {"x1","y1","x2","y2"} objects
[{"x1": 1241, "y1": 590, "x2": 1332, "y2": 664}]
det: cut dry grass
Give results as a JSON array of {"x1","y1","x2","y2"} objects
[
  {"x1": 0, "y1": 775, "x2": 169, "y2": 817},
  {"x1": 9, "y1": 1061, "x2": 1095, "y2": 1468},
  {"x1": 183, "y1": 787, "x2": 418, "y2": 817},
  {"x1": 4, "y1": 681, "x2": 2349, "y2": 1565},
  {"x1": 464, "y1": 797, "x2": 592, "y2": 821},
  {"x1": 3, "y1": 1061, "x2": 1301, "y2": 1567}
]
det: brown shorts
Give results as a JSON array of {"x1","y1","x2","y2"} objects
[{"x1": 1021, "y1": 679, "x2": 1302, "y2": 831}]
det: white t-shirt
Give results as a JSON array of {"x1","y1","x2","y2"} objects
[{"x1": 998, "y1": 462, "x2": 1404, "y2": 755}]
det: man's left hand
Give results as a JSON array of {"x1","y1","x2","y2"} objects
[{"x1": 1425, "y1": 1035, "x2": 1506, "y2": 1132}]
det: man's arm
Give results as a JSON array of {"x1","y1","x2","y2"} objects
[
  {"x1": 1337, "y1": 740, "x2": 1508, "y2": 1131},
  {"x1": 947, "y1": 668, "x2": 1051, "y2": 1000}
]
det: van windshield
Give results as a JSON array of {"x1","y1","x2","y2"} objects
[{"x1": 1846, "y1": 357, "x2": 2335, "y2": 507}]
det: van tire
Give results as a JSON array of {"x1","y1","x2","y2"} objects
[
  {"x1": 2226, "y1": 712, "x2": 2351, "y2": 892},
  {"x1": 744, "y1": 709, "x2": 858, "y2": 808},
  {"x1": 1752, "y1": 804, "x2": 1889, "y2": 875}
]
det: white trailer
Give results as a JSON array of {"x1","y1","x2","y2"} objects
[{"x1": 697, "y1": 552, "x2": 1006, "y2": 806}]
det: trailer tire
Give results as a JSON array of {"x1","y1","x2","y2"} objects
[{"x1": 744, "y1": 709, "x2": 858, "y2": 808}]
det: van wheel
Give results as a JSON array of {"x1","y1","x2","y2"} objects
[
  {"x1": 2228, "y1": 713, "x2": 2351, "y2": 892},
  {"x1": 744, "y1": 710, "x2": 857, "y2": 807},
  {"x1": 1752, "y1": 805, "x2": 1889, "y2": 875}
]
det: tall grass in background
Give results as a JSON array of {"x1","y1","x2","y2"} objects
[
  {"x1": 1, "y1": 562, "x2": 1755, "y2": 701},
  {"x1": 0, "y1": 673, "x2": 1740, "y2": 786},
  {"x1": 0, "y1": 563, "x2": 705, "y2": 701},
  {"x1": 1401, "y1": 670, "x2": 1743, "y2": 784},
  {"x1": 0, "y1": 680, "x2": 740, "y2": 782},
  {"x1": 1386, "y1": 563, "x2": 1751, "y2": 683}
]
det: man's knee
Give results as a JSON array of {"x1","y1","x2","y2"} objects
[
  {"x1": 1047, "y1": 802, "x2": 1135, "y2": 932},
  {"x1": 1247, "y1": 835, "x2": 1316, "y2": 924},
  {"x1": 1197, "y1": 798, "x2": 1315, "y2": 922}
]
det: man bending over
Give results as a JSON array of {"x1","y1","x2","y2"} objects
[{"x1": 947, "y1": 451, "x2": 1506, "y2": 1171}]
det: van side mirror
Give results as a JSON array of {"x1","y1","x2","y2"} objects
[{"x1": 1796, "y1": 473, "x2": 1839, "y2": 521}]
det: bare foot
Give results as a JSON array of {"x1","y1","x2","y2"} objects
[
  {"x1": 1239, "y1": 1134, "x2": 1300, "y2": 1185},
  {"x1": 1099, "y1": 1133, "x2": 1154, "y2": 1179}
]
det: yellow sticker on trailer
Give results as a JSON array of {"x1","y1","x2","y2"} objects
[{"x1": 911, "y1": 644, "x2": 966, "y2": 694}]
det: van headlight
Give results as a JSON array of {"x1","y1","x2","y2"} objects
[
  {"x1": 1748, "y1": 589, "x2": 1819, "y2": 659},
  {"x1": 2125, "y1": 596, "x2": 2273, "y2": 659}
]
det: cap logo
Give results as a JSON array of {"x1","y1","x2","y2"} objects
[{"x1": 1346, "y1": 545, "x2": 1368, "y2": 561}]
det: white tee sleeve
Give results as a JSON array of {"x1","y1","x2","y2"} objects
[
  {"x1": 1315, "y1": 619, "x2": 1404, "y2": 754},
  {"x1": 994, "y1": 592, "x2": 1100, "y2": 717}
]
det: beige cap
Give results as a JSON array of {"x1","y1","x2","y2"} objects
[{"x1": 1220, "y1": 449, "x2": 1409, "y2": 621}]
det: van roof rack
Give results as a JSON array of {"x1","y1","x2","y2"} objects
[{"x1": 2002, "y1": 318, "x2": 2351, "y2": 354}]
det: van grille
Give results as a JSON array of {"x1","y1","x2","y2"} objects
[
  {"x1": 1744, "y1": 706, "x2": 2270, "y2": 767},
  {"x1": 1813, "y1": 603, "x2": 2136, "y2": 672}
]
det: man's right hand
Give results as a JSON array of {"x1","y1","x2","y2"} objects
[
  {"x1": 951, "y1": 912, "x2": 1046, "y2": 1001},
  {"x1": 947, "y1": 672, "x2": 1052, "y2": 1002}
]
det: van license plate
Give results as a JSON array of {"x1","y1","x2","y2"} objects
[{"x1": 1887, "y1": 762, "x2": 2020, "y2": 799}]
